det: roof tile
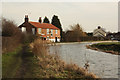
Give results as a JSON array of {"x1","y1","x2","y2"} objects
[{"x1": 29, "y1": 21, "x2": 59, "y2": 30}]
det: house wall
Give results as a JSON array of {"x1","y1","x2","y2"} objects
[
  {"x1": 19, "y1": 22, "x2": 36, "y2": 34},
  {"x1": 36, "y1": 28, "x2": 60, "y2": 42},
  {"x1": 93, "y1": 28, "x2": 106, "y2": 37}
]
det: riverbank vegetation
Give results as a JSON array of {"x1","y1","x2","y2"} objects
[
  {"x1": 29, "y1": 39, "x2": 98, "y2": 78},
  {"x1": 87, "y1": 42, "x2": 120, "y2": 55}
]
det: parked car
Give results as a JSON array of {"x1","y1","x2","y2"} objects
[{"x1": 111, "y1": 38, "x2": 117, "y2": 40}]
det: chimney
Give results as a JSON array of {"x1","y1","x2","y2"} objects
[
  {"x1": 25, "y1": 15, "x2": 29, "y2": 22},
  {"x1": 39, "y1": 17, "x2": 42, "y2": 23}
]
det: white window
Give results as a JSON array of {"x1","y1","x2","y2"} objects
[
  {"x1": 47, "y1": 29, "x2": 49, "y2": 34},
  {"x1": 21, "y1": 27, "x2": 26, "y2": 32},
  {"x1": 47, "y1": 36, "x2": 49, "y2": 40},
  {"x1": 32, "y1": 28, "x2": 35, "y2": 34},
  {"x1": 55, "y1": 30, "x2": 58, "y2": 34},
  {"x1": 38, "y1": 28, "x2": 41, "y2": 34}
]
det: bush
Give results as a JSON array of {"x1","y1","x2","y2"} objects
[
  {"x1": 2, "y1": 17, "x2": 38, "y2": 53},
  {"x1": 2, "y1": 18, "x2": 21, "y2": 37},
  {"x1": 2, "y1": 18, "x2": 23, "y2": 53},
  {"x1": 21, "y1": 33, "x2": 37, "y2": 44},
  {"x1": 30, "y1": 39, "x2": 48, "y2": 58}
]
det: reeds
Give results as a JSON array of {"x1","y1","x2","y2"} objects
[
  {"x1": 30, "y1": 39, "x2": 48, "y2": 58},
  {"x1": 30, "y1": 39, "x2": 98, "y2": 78}
]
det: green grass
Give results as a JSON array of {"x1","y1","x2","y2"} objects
[
  {"x1": 2, "y1": 45, "x2": 40, "y2": 78},
  {"x1": 2, "y1": 43, "x2": 98, "y2": 79},
  {"x1": 91, "y1": 42, "x2": 120, "y2": 53},
  {"x1": 2, "y1": 46, "x2": 22, "y2": 78}
]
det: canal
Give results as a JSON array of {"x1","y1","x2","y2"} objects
[{"x1": 49, "y1": 42, "x2": 119, "y2": 78}]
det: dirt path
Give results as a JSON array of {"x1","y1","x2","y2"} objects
[{"x1": 14, "y1": 45, "x2": 38, "y2": 78}]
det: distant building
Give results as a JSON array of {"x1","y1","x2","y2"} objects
[
  {"x1": 18, "y1": 15, "x2": 61, "y2": 42},
  {"x1": 93, "y1": 26, "x2": 106, "y2": 37}
]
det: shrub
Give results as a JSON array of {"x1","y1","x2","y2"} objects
[
  {"x1": 21, "y1": 33, "x2": 37, "y2": 44},
  {"x1": 2, "y1": 18, "x2": 21, "y2": 37},
  {"x1": 30, "y1": 39, "x2": 48, "y2": 58},
  {"x1": 2, "y1": 18, "x2": 23, "y2": 53}
]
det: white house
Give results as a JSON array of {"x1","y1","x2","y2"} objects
[{"x1": 93, "y1": 26, "x2": 106, "y2": 37}]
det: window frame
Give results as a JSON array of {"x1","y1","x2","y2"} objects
[
  {"x1": 55, "y1": 29, "x2": 58, "y2": 34},
  {"x1": 32, "y1": 28, "x2": 35, "y2": 34},
  {"x1": 47, "y1": 29, "x2": 49, "y2": 34},
  {"x1": 21, "y1": 27, "x2": 26, "y2": 32},
  {"x1": 38, "y1": 28, "x2": 41, "y2": 34},
  {"x1": 51, "y1": 29, "x2": 53, "y2": 37}
]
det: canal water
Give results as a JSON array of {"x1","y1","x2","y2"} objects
[{"x1": 49, "y1": 42, "x2": 119, "y2": 78}]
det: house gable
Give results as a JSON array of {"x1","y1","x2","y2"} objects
[
  {"x1": 93, "y1": 26, "x2": 106, "y2": 37},
  {"x1": 19, "y1": 22, "x2": 37, "y2": 34}
]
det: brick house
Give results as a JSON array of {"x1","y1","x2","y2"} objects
[{"x1": 19, "y1": 15, "x2": 60, "y2": 42}]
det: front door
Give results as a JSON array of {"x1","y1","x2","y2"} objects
[
  {"x1": 55, "y1": 37, "x2": 57, "y2": 42},
  {"x1": 44, "y1": 37, "x2": 46, "y2": 40}
]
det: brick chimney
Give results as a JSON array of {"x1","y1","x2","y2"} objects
[
  {"x1": 39, "y1": 17, "x2": 42, "y2": 23},
  {"x1": 25, "y1": 15, "x2": 29, "y2": 22}
]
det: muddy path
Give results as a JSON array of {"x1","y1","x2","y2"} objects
[{"x1": 15, "y1": 45, "x2": 38, "y2": 78}]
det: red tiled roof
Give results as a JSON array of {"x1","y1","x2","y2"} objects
[
  {"x1": 40, "y1": 35, "x2": 46, "y2": 38},
  {"x1": 29, "y1": 21, "x2": 59, "y2": 30}
]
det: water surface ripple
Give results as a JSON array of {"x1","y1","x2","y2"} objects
[{"x1": 49, "y1": 42, "x2": 118, "y2": 78}]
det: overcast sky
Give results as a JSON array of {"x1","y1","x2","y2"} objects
[{"x1": 2, "y1": 2, "x2": 118, "y2": 32}]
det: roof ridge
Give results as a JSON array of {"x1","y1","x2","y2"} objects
[
  {"x1": 29, "y1": 21, "x2": 59, "y2": 29},
  {"x1": 29, "y1": 21, "x2": 51, "y2": 24}
]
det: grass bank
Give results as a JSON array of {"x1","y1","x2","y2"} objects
[
  {"x1": 2, "y1": 39, "x2": 99, "y2": 79},
  {"x1": 2, "y1": 45, "x2": 41, "y2": 78},
  {"x1": 86, "y1": 42, "x2": 120, "y2": 55},
  {"x1": 30, "y1": 39, "x2": 99, "y2": 79}
]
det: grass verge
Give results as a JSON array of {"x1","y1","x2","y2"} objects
[{"x1": 2, "y1": 46, "x2": 22, "y2": 78}]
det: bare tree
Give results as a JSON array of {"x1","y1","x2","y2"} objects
[
  {"x1": 65, "y1": 24, "x2": 87, "y2": 42},
  {"x1": 2, "y1": 18, "x2": 21, "y2": 37},
  {"x1": 71, "y1": 24, "x2": 87, "y2": 37}
]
